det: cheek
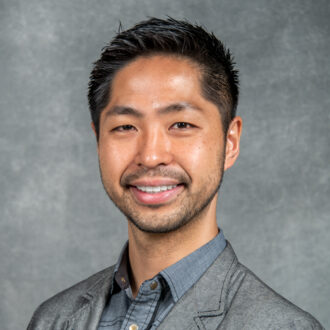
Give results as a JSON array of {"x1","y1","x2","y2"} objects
[
  {"x1": 174, "y1": 134, "x2": 222, "y2": 178},
  {"x1": 98, "y1": 143, "x2": 133, "y2": 181}
]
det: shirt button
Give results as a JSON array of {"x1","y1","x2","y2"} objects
[
  {"x1": 150, "y1": 281, "x2": 158, "y2": 290},
  {"x1": 129, "y1": 324, "x2": 138, "y2": 330}
]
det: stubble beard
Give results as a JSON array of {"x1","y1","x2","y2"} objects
[{"x1": 99, "y1": 155, "x2": 225, "y2": 234}]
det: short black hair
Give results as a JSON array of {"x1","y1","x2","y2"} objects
[{"x1": 88, "y1": 17, "x2": 239, "y2": 139}]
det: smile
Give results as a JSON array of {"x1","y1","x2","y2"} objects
[
  {"x1": 130, "y1": 184, "x2": 184, "y2": 205},
  {"x1": 136, "y1": 185, "x2": 178, "y2": 193}
]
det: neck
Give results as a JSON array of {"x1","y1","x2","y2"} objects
[{"x1": 127, "y1": 197, "x2": 218, "y2": 297}]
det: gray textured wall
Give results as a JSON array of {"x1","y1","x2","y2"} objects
[{"x1": 1, "y1": 0, "x2": 329, "y2": 329}]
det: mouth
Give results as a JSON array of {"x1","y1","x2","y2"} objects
[{"x1": 128, "y1": 183, "x2": 185, "y2": 205}]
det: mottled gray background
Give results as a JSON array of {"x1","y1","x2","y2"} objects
[{"x1": 0, "y1": 0, "x2": 329, "y2": 329}]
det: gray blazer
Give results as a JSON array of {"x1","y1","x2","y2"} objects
[{"x1": 27, "y1": 243, "x2": 324, "y2": 329}]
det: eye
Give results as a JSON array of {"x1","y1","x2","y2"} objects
[
  {"x1": 112, "y1": 124, "x2": 136, "y2": 132},
  {"x1": 171, "y1": 122, "x2": 194, "y2": 129}
]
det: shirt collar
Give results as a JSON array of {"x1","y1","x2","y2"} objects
[
  {"x1": 111, "y1": 230, "x2": 226, "y2": 302},
  {"x1": 160, "y1": 230, "x2": 226, "y2": 302},
  {"x1": 112, "y1": 241, "x2": 130, "y2": 293}
]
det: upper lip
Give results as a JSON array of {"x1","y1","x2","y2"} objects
[{"x1": 128, "y1": 178, "x2": 182, "y2": 187}]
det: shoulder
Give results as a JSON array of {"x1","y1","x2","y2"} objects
[
  {"x1": 27, "y1": 265, "x2": 115, "y2": 329},
  {"x1": 223, "y1": 261, "x2": 324, "y2": 329}
]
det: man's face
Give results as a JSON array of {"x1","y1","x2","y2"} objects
[{"x1": 97, "y1": 55, "x2": 227, "y2": 233}]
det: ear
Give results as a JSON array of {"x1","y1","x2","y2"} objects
[{"x1": 224, "y1": 116, "x2": 242, "y2": 171}]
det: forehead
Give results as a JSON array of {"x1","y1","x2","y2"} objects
[{"x1": 109, "y1": 55, "x2": 203, "y2": 105}]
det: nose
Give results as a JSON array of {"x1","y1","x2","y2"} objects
[{"x1": 134, "y1": 127, "x2": 173, "y2": 168}]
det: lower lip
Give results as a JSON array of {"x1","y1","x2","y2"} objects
[{"x1": 130, "y1": 185, "x2": 184, "y2": 205}]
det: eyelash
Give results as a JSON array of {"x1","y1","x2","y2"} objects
[
  {"x1": 112, "y1": 125, "x2": 136, "y2": 132},
  {"x1": 171, "y1": 122, "x2": 193, "y2": 129}
]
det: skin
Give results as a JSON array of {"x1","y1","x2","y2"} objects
[{"x1": 92, "y1": 55, "x2": 242, "y2": 297}]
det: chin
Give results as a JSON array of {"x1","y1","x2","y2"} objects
[{"x1": 127, "y1": 215, "x2": 191, "y2": 234}]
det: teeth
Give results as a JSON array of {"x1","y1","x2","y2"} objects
[{"x1": 136, "y1": 185, "x2": 177, "y2": 193}]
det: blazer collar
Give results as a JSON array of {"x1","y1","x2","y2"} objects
[
  {"x1": 83, "y1": 265, "x2": 115, "y2": 302},
  {"x1": 65, "y1": 266, "x2": 115, "y2": 330}
]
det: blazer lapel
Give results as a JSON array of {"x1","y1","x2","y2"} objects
[
  {"x1": 158, "y1": 243, "x2": 239, "y2": 330},
  {"x1": 66, "y1": 266, "x2": 115, "y2": 330}
]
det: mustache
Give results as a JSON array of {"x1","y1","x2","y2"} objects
[{"x1": 121, "y1": 167, "x2": 191, "y2": 187}]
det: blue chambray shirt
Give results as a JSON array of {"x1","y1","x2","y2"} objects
[{"x1": 97, "y1": 230, "x2": 226, "y2": 330}]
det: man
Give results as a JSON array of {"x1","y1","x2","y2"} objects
[{"x1": 28, "y1": 18, "x2": 323, "y2": 329}]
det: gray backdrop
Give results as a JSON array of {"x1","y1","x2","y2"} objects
[{"x1": 1, "y1": 0, "x2": 329, "y2": 329}]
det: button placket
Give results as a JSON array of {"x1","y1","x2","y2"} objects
[{"x1": 121, "y1": 278, "x2": 162, "y2": 330}]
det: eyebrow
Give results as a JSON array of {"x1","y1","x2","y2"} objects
[{"x1": 103, "y1": 102, "x2": 202, "y2": 119}]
